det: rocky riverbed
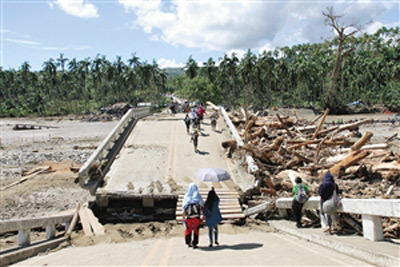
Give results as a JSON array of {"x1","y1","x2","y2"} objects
[{"x1": 0, "y1": 117, "x2": 118, "y2": 220}]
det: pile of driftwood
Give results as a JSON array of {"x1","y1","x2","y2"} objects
[{"x1": 222, "y1": 107, "x2": 399, "y2": 238}]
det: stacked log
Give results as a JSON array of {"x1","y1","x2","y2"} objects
[{"x1": 223, "y1": 108, "x2": 400, "y2": 238}]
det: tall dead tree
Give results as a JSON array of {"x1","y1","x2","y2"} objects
[{"x1": 323, "y1": 7, "x2": 364, "y2": 112}]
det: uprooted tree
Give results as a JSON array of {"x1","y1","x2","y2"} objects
[{"x1": 323, "y1": 7, "x2": 365, "y2": 113}]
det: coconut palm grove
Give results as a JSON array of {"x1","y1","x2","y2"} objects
[{"x1": 1, "y1": 25, "x2": 399, "y2": 117}]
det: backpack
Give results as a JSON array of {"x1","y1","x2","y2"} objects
[
  {"x1": 185, "y1": 203, "x2": 201, "y2": 218},
  {"x1": 296, "y1": 185, "x2": 308, "y2": 204},
  {"x1": 184, "y1": 116, "x2": 191, "y2": 124}
]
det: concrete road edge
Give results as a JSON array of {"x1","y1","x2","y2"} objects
[{"x1": 268, "y1": 220, "x2": 400, "y2": 267}]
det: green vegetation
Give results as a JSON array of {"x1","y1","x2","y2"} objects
[
  {"x1": 175, "y1": 26, "x2": 399, "y2": 113},
  {"x1": 0, "y1": 25, "x2": 399, "y2": 117}
]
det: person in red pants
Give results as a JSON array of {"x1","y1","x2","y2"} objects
[{"x1": 182, "y1": 183, "x2": 204, "y2": 249}]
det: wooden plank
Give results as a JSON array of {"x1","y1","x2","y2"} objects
[
  {"x1": 176, "y1": 204, "x2": 239, "y2": 209},
  {"x1": 66, "y1": 203, "x2": 81, "y2": 237},
  {"x1": 176, "y1": 202, "x2": 240, "y2": 208},
  {"x1": 178, "y1": 193, "x2": 240, "y2": 197},
  {"x1": 176, "y1": 203, "x2": 242, "y2": 210},
  {"x1": 178, "y1": 190, "x2": 238, "y2": 196},
  {"x1": 178, "y1": 197, "x2": 239, "y2": 202},
  {"x1": 83, "y1": 205, "x2": 105, "y2": 236},
  {"x1": 176, "y1": 213, "x2": 245, "y2": 221},
  {"x1": 1, "y1": 166, "x2": 51, "y2": 191},
  {"x1": 78, "y1": 206, "x2": 93, "y2": 236},
  {"x1": 176, "y1": 208, "x2": 243, "y2": 216}
]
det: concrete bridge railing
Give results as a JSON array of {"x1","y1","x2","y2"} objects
[
  {"x1": 275, "y1": 197, "x2": 400, "y2": 241},
  {"x1": 219, "y1": 106, "x2": 259, "y2": 175},
  {"x1": 0, "y1": 213, "x2": 73, "y2": 247},
  {"x1": 78, "y1": 107, "x2": 150, "y2": 194}
]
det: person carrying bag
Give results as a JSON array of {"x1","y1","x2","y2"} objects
[
  {"x1": 182, "y1": 183, "x2": 203, "y2": 249},
  {"x1": 319, "y1": 170, "x2": 342, "y2": 234}
]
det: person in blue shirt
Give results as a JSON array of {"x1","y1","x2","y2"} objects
[{"x1": 203, "y1": 187, "x2": 222, "y2": 247}]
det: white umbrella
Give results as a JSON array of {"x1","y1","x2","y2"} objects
[{"x1": 194, "y1": 168, "x2": 231, "y2": 182}]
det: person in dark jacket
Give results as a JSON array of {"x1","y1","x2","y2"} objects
[
  {"x1": 203, "y1": 187, "x2": 222, "y2": 247},
  {"x1": 318, "y1": 169, "x2": 341, "y2": 234},
  {"x1": 184, "y1": 114, "x2": 191, "y2": 134}
]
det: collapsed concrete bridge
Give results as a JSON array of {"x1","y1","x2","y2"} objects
[{"x1": 78, "y1": 107, "x2": 253, "y2": 222}]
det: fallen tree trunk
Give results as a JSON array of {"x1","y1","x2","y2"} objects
[
  {"x1": 333, "y1": 119, "x2": 374, "y2": 136},
  {"x1": 351, "y1": 131, "x2": 373, "y2": 151},
  {"x1": 312, "y1": 108, "x2": 329, "y2": 140},
  {"x1": 329, "y1": 150, "x2": 370, "y2": 175},
  {"x1": 243, "y1": 201, "x2": 273, "y2": 217}
]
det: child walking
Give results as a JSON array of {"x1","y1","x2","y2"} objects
[{"x1": 203, "y1": 187, "x2": 222, "y2": 247}]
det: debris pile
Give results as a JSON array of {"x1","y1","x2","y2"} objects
[
  {"x1": 223, "y1": 107, "x2": 400, "y2": 238},
  {"x1": 88, "y1": 102, "x2": 132, "y2": 122}
]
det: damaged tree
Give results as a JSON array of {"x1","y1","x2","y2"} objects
[{"x1": 323, "y1": 6, "x2": 365, "y2": 113}]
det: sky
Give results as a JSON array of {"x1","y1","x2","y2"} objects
[{"x1": 1, "y1": 0, "x2": 399, "y2": 71}]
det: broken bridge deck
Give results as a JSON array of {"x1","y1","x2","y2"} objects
[{"x1": 95, "y1": 113, "x2": 245, "y2": 220}]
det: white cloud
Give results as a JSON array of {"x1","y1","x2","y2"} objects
[
  {"x1": 5, "y1": 35, "x2": 90, "y2": 52},
  {"x1": 54, "y1": 0, "x2": 99, "y2": 18},
  {"x1": 4, "y1": 38, "x2": 41, "y2": 47},
  {"x1": 119, "y1": 0, "x2": 397, "y2": 54},
  {"x1": 366, "y1": 21, "x2": 399, "y2": 35},
  {"x1": 157, "y1": 58, "x2": 184, "y2": 69}
]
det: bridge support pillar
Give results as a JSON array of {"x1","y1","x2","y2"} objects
[
  {"x1": 18, "y1": 229, "x2": 31, "y2": 247},
  {"x1": 46, "y1": 225, "x2": 56, "y2": 239},
  {"x1": 362, "y1": 214, "x2": 383, "y2": 241}
]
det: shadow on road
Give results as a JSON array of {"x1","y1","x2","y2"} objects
[
  {"x1": 196, "y1": 150, "x2": 209, "y2": 155},
  {"x1": 199, "y1": 243, "x2": 263, "y2": 251}
]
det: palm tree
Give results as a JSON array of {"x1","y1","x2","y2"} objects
[
  {"x1": 185, "y1": 56, "x2": 198, "y2": 79},
  {"x1": 203, "y1": 57, "x2": 217, "y2": 83},
  {"x1": 239, "y1": 50, "x2": 256, "y2": 106}
]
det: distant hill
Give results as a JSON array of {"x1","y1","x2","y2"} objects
[{"x1": 164, "y1": 67, "x2": 185, "y2": 78}]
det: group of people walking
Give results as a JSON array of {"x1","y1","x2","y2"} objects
[
  {"x1": 183, "y1": 103, "x2": 219, "y2": 153},
  {"x1": 181, "y1": 169, "x2": 341, "y2": 250},
  {"x1": 292, "y1": 168, "x2": 343, "y2": 234},
  {"x1": 182, "y1": 183, "x2": 222, "y2": 249}
]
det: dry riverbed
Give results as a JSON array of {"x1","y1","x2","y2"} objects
[{"x1": 0, "y1": 116, "x2": 118, "y2": 220}]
